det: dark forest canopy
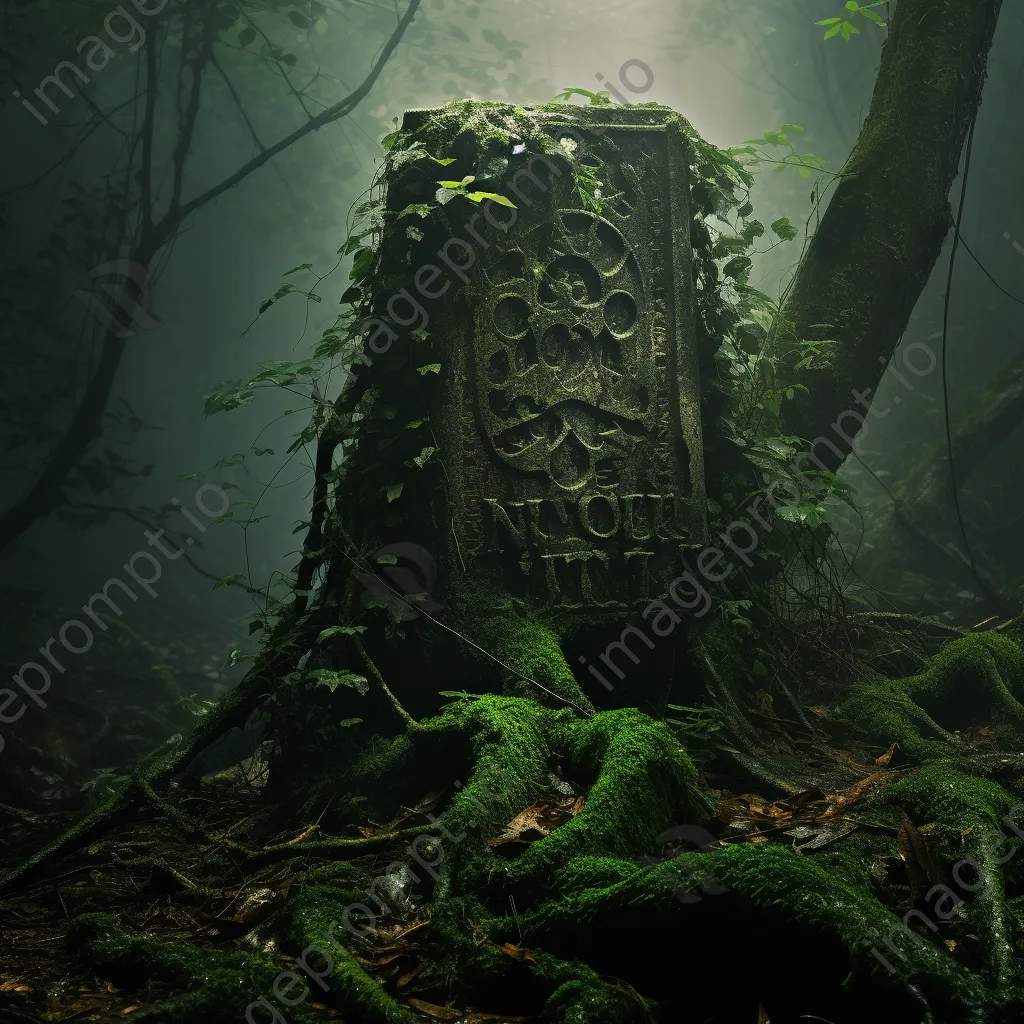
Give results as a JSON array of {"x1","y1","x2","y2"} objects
[{"x1": 3, "y1": 1, "x2": 1024, "y2": 1023}]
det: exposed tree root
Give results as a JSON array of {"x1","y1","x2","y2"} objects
[{"x1": 6, "y1": 625, "x2": 1024, "y2": 1024}]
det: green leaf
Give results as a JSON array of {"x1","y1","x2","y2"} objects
[
  {"x1": 860, "y1": 7, "x2": 887, "y2": 25},
  {"x1": 337, "y1": 718, "x2": 363, "y2": 728},
  {"x1": 349, "y1": 247, "x2": 374, "y2": 281},
  {"x1": 413, "y1": 446, "x2": 437, "y2": 468},
  {"x1": 288, "y1": 10, "x2": 310, "y2": 27},
  {"x1": 377, "y1": 554, "x2": 398, "y2": 565},
  {"x1": 307, "y1": 669, "x2": 369, "y2": 695},
  {"x1": 386, "y1": 482, "x2": 403, "y2": 502},
  {"x1": 845, "y1": 0, "x2": 859, "y2": 10},
  {"x1": 213, "y1": 573, "x2": 245, "y2": 590},
  {"x1": 771, "y1": 216, "x2": 798, "y2": 241},
  {"x1": 283, "y1": 263, "x2": 313, "y2": 276},
  {"x1": 548, "y1": 86, "x2": 608, "y2": 105},
  {"x1": 780, "y1": 123, "x2": 805, "y2": 134},
  {"x1": 395, "y1": 203, "x2": 433, "y2": 220},
  {"x1": 722, "y1": 256, "x2": 752, "y2": 279},
  {"x1": 238, "y1": 26, "x2": 257, "y2": 46},
  {"x1": 416, "y1": 363, "x2": 441, "y2": 375},
  {"x1": 824, "y1": 23, "x2": 843, "y2": 38},
  {"x1": 437, "y1": 179, "x2": 469, "y2": 189},
  {"x1": 435, "y1": 187, "x2": 460, "y2": 205},
  {"x1": 317, "y1": 625, "x2": 367, "y2": 642},
  {"x1": 466, "y1": 191, "x2": 517, "y2": 208},
  {"x1": 741, "y1": 220, "x2": 765, "y2": 242},
  {"x1": 203, "y1": 380, "x2": 255, "y2": 416},
  {"x1": 815, "y1": 17, "x2": 842, "y2": 25},
  {"x1": 381, "y1": 131, "x2": 399, "y2": 151}
]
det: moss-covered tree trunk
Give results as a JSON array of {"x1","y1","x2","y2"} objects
[{"x1": 779, "y1": 0, "x2": 1003, "y2": 467}]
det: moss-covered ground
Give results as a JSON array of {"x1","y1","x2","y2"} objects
[{"x1": 2, "y1": 618, "x2": 1024, "y2": 1024}]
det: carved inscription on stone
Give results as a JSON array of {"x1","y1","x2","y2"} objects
[{"x1": 458, "y1": 109, "x2": 707, "y2": 611}]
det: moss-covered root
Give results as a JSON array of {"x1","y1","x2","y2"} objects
[
  {"x1": 69, "y1": 899, "x2": 421, "y2": 1024},
  {"x1": 531, "y1": 951, "x2": 655, "y2": 1024},
  {"x1": 874, "y1": 763, "x2": 1022, "y2": 987},
  {"x1": 67, "y1": 912, "x2": 320, "y2": 1024},
  {"x1": 511, "y1": 707, "x2": 709, "y2": 878},
  {"x1": 281, "y1": 889, "x2": 420, "y2": 1024},
  {"x1": 517, "y1": 846, "x2": 994, "y2": 1023},
  {"x1": 481, "y1": 616, "x2": 595, "y2": 716},
  {"x1": 836, "y1": 632, "x2": 1024, "y2": 760}
]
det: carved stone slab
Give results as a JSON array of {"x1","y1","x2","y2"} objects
[{"x1": 399, "y1": 105, "x2": 707, "y2": 618}]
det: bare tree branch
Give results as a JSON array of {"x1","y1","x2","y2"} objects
[
  {"x1": 0, "y1": 0, "x2": 421, "y2": 555},
  {"x1": 156, "y1": 0, "x2": 421, "y2": 238}
]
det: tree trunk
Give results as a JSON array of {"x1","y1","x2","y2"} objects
[{"x1": 779, "y1": 0, "x2": 1003, "y2": 466}]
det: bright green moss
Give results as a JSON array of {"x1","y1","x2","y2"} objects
[
  {"x1": 280, "y1": 891, "x2": 419, "y2": 1024},
  {"x1": 836, "y1": 632, "x2": 1024, "y2": 759},
  {"x1": 482, "y1": 617, "x2": 595, "y2": 714},
  {"x1": 512, "y1": 708, "x2": 707, "y2": 878},
  {"x1": 68, "y1": 912, "x2": 318, "y2": 1024},
  {"x1": 530, "y1": 950, "x2": 654, "y2": 1024}
]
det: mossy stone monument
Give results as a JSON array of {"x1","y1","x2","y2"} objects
[{"x1": 338, "y1": 102, "x2": 714, "y2": 648}]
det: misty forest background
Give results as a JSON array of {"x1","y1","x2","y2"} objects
[{"x1": 1, "y1": 0, "x2": 1023, "y2": 825}]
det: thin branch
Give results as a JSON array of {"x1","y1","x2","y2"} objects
[
  {"x1": 140, "y1": 27, "x2": 158, "y2": 231},
  {"x1": 70, "y1": 501, "x2": 264, "y2": 595},
  {"x1": 238, "y1": 11, "x2": 314, "y2": 119},
  {"x1": 155, "y1": 0, "x2": 421, "y2": 240},
  {"x1": 170, "y1": 23, "x2": 215, "y2": 218},
  {"x1": 210, "y1": 54, "x2": 266, "y2": 152}
]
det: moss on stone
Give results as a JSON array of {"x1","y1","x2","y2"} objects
[{"x1": 481, "y1": 616, "x2": 595, "y2": 714}]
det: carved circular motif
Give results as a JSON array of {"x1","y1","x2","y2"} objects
[
  {"x1": 492, "y1": 295, "x2": 531, "y2": 339},
  {"x1": 603, "y1": 291, "x2": 638, "y2": 336},
  {"x1": 538, "y1": 255, "x2": 602, "y2": 308}
]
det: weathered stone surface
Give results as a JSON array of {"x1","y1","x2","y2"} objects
[{"x1": 376, "y1": 104, "x2": 708, "y2": 624}]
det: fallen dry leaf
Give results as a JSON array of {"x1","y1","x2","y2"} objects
[
  {"x1": 717, "y1": 763, "x2": 894, "y2": 841},
  {"x1": 406, "y1": 1000, "x2": 527, "y2": 1024},
  {"x1": 397, "y1": 962, "x2": 426, "y2": 988},
  {"x1": 407, "y1": 999, "x2": 462, "y2": 1021},
  {"x1": 496, "y1": 941, "x2": 535, "y2": 964},
  {"x1": 898, "y1": 814, "x2": 943, "y2": 899},
  {"x1": 489, "y1": 794, "x2": 585, "y2": 848},
  {"x1": 875, "y1": 743, "x2": 897, "y2": 766}
]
